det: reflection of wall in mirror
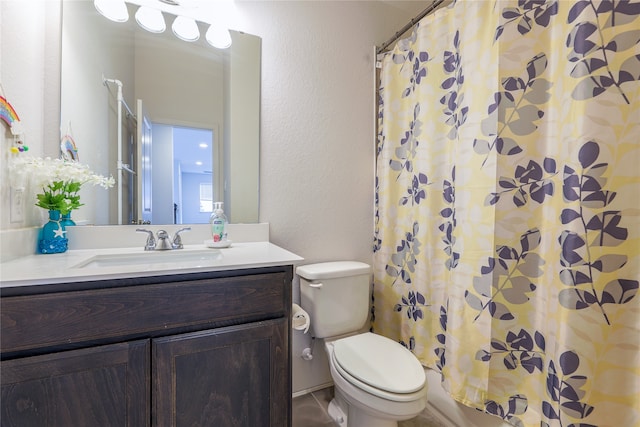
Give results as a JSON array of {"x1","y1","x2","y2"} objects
[
  {"x1": 136, "y1": 30, "x2": 260, "y2": 224},
  {"x1": 137, "y1": 101, "x2": 153, "y2": 224},
  {"x1": 151, "y1": 125, "x2": 173, "y2": 224},
  {"x1": 60, "y1": 1, "x2": 260, "y2": 225},
  {"x1": 136, "y1": 31, "x2": 222, "y2": 225},
  {"x1": 62, "y1": 0, "x2": 223, "y2": 225},
  {"x1": 227, "y1": 32, "x2": 261, "y2": 224},
  {"x1": 61, "y1": 0, "x2": 134, "y2": 225}
]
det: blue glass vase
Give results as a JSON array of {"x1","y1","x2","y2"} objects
[
  {"x1": 38, "y1": 210, "x2": 68, "y2": 254},
  {"x1": 61, "y1": 212, "x2": 76, "y2": 227}
]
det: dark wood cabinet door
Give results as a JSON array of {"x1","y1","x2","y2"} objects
[
  {"x1": 1, "y1": 340, "x2": 150, "y2": 427},
  {"x1": 153, "y1": 318, "x2": 290, "y2": 427}
]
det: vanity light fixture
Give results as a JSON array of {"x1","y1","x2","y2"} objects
[
  {"x1": 135, "y1": 6, "x2": 166, "y2": 33},
  {"x1": 172, "y1": 15, "x2": 200, "y2": 41},
  {"x1": 205, "y1": 24, "x2": 232, "y2": 49},
  {"x1": 199, "y1": 143, "x2": 208, "y2": 148},
  {"x1": 94, "y1": 0, "x2": 234, "y2": 49},
  {"x1": 94, "y1": 0, "x2": 129, "y2": 23}
]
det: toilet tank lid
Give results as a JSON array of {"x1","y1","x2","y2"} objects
[{"x1": 296, "y1": 261, "x2": 371, "y2": 280}]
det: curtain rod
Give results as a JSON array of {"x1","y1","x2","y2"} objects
[{"x1": 376, "y1": 0, "x2": 446, "y2": 55}]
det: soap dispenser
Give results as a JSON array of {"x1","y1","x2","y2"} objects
[{"x1": 209, "y1": 202, "x2": 228, "y2": 243}]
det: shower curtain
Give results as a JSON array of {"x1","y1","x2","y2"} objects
[{"x1": 373, "y1": 1, "x2": 640, "y2": 426}]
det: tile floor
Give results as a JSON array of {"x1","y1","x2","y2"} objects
[{"x1": 292, "y1": 387, "x2": 448, "y2": 427}]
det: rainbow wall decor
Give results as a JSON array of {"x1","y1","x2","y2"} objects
[{"x1": 1, "y1": 96, "x2": 20, "y2": 126}]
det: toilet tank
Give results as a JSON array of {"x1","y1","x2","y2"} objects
[{"x1": 296, "y1": 261, "x2": 372, "y2": 338}]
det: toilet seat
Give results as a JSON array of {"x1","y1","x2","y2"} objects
[{"x1": 331, "y1": 333, "x2": 426, "y2": 401}]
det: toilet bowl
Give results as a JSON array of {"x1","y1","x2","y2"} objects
[
  {"x1": 296, "y1": 261, "x2": 428, "y2": 427},
  {"x1": 325, "y1": 333, "x2": 428, "y2": 427}
]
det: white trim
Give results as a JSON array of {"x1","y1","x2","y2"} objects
[{"x1": 292, "y1": 381, "x2": 333, "y2": 399}]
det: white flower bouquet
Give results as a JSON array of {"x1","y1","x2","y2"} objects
[{"x1": 10, "y1": 156, "x2": 115, "y2": 215}]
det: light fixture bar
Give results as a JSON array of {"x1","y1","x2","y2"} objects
[
  {"x1": 94, "y1": 0, "x2": 129, "y2": 22},
  {"x1": 95, "y1": 0, "x2": 234, "y2": 48}
]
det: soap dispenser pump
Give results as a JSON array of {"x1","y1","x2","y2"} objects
[{"x1": 209, "y1": 202, "x2": 228, "y2": 243}]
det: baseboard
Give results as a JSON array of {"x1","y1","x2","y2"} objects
[{"x1": 292, "y1": 381, "x2": 334, "y2": 399}]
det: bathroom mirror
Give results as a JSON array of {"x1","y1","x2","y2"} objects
[{"x1": 60, "y1": 0, "x2": 260, "y2": 225}]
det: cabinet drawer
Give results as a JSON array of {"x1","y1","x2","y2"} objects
[{"x1": 2, "y1": 271, "x2": 290, "y2": 355}]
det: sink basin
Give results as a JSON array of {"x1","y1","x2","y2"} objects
[{"x1": 73, "y1": 249, "x2": 222, "y2": 269}]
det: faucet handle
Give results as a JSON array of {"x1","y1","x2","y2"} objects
[
  {"x1": 172, "y1": 227, "x2": 191, "y2": 249},
  {"x1": 136, "y1": 228, "x2": 156, "y2": 251}
]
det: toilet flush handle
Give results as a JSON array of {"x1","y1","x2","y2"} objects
[{"x1": 309, "y1": 282, "x2": 323, "y2": 288}]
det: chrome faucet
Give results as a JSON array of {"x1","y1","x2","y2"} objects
[
  {"x1": 136, "y1": 227, "x2": 191, "y2": 251},
  {"x1": 171, "y1": 227, "x2": 191, "y2": 249},
  {"x1": 155, "y1": 230, "x2": 173, "y2": 250}
]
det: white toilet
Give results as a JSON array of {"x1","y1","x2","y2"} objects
[{"x1": 297, "y1": 261, "x2": 427, "y2": 427}]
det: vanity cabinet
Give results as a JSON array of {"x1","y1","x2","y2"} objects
[{"x1": 1, "y1": 266, "x2": 293, "y2": 427}]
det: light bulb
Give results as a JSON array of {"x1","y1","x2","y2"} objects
[
  {"x1": 94, "y1": 0, "x2": 129, "y2": 23},
  {"x1": 205, "y1": 24, "x2": 232, "y2": 49},
  {"x1": 172, "y1": 16, "x2": 200, "y2": 42},
  {"x1": 135, "y1": 6, "x2": 165, "y2": 33}
]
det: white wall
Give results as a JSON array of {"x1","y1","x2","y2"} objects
[{"x1": 0, "y1": 0, "x2": 430, "y2": 397}]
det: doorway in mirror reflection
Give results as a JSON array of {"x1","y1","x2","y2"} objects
[{"x1": 151, "y1": 124, "x2": 218, "y2": 225}]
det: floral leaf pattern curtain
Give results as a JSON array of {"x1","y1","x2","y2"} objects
[{"x1": 373, "y1": 1, "x2": 640, "y2": 426}]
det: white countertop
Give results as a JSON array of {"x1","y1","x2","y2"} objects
[{"x1": 0, "y1": 242, "x2": 304, "y2": 289}]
